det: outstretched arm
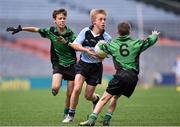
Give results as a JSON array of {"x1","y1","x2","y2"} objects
[
  {"x1": 152, "y1": 30, "x2": 160, "y2": 36},
  {"x1": 7, "y1": 25, "x2": 39, "y2": 34},
  {"x1": 141, "y1": 30, "x2": 160, "y2": 51},
  {"x1": 69, "y1": 43, "x2": 96, "y2": 57},
  {"x1": 21, "y1": 27, "x2": 39, "y2": 32}
]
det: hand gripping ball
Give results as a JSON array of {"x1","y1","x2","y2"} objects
[{"x1": 94, "y1": 40, "x2": 108, "y2": 58}]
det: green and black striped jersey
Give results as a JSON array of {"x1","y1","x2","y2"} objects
[
  {"x1": 99, "y1": 34, "x2": 158, "y2": 73},
  {"x1": 38, "y1": 26, "x2": 76, "y2": 66}
]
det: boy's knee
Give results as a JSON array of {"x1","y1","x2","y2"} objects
[
  {"x1": 112, "y1": 96, "x2": 119, "y2": 100},
  {"x1": 73, "y1": 87, "x2": 81, "y2": 95},
  {"x1": 84, "y1": 93, "x2": 93, "y2": 100},
  {"x1": 101, "y1": 95, "x2": 111, "y2": 102}
]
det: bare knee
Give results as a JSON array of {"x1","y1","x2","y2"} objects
[
  {"x1": 84, "y1": 93, "x2": 93, "y2": 100},
  {"x1": 111, "y1": 96, "x2": 119, "y2": 104},
  {"x1": 101, "y1": 95, "x2": 110, "y2": 102},
  {"x1": 112, "y1": 96, "x2": 119, "y2": 100},
  {"x1": 73, "y1": 87, "x2": 81, "y2": 96}
]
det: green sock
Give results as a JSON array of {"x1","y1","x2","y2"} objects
[
  {"x1": 104, "y1": 112, "x2": 112, "y2": 121},
  {"x1": 89, "y1": 113, "x2": 97, "y2": 122},
  {"x1": 64, "y1": 107, "x2": 69, "y2": 115}
]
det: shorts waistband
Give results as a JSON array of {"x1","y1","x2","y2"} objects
[
  {"x1": 60, "y1": 63, "x2": 75, "y2": 67},
  {"x1": 79, "y1": 60, "x2": 102, "y2": 65}
]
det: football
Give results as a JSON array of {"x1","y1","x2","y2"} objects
[{"x1": 94, "y1": 40, "x2": 108, "y2": 58}]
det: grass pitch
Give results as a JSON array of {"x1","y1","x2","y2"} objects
[{"x1": 0, "y1": 85, "x2": 180, "y2": 126}]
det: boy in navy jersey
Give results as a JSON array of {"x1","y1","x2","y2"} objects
[{"x1": 62, "y1": 9, "x2": 111, "y2": 123}]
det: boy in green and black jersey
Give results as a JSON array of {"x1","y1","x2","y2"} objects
[
  {"x1": 79, "y1": 21, "x2": 160, "y2": 126},
  {"x1": 7, "y1": 9, "x2": 76, "y2": 118}
]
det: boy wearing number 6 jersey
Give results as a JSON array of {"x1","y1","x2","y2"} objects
[{"x1": 79, "y1": 21, "x2": 160, "y2": 126}]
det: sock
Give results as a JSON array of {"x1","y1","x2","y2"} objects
[
  {"x1": 89, "y1": 113, "x2": 97, "y2": 122},
  {"x1": 69, "y1": 108, "x2": 75, "y2": 117},
  {"x1": 104, "y1": 112, "x2": 112, "y2": 121},
  {"x1": 93, "y1": 95, "x2": 100, "y2": 104},
  {"x1": 64, "y1": 107, "x2": 69, "y2": 115},
  {"x1": 52, "y1": 89, "x2": 58, "y2": 96}
]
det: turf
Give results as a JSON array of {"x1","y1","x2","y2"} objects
[{"x1": 0, "y1": 85, "x2": 180, "y2": 126}]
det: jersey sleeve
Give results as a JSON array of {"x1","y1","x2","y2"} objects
[
  {"x1": 103, "y1": 32, "x2": 112, "y2": 42},
  {"x1": 99, "y1": 41, "x2": 113, "y2": 55},
  {"x1": 73, "y1": 27, "x2": 89, "y2": 44},
  {"x1": 140, "y1": 34, "x2": 158, "y2": 52},
  {"x1": 38, "y1": 27, "x2": 50, "y2": 38}
]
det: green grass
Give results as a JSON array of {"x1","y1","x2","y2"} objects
[{"x1": 0, "y1": 85, "x2": 180, "y2": 126}]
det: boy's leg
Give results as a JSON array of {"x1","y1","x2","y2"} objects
[
  {"x1": 62, "y1": 74, "x2": 85, "y2": 123},
  {"x1": 103, "y1": 95, "x2": 119, "y2": 126},
  {"x1": 51, "y1": 73, "x2": 62, "y2": 96},
  {"x1": 93, "y1": 91, "x2": 112, "y2": 114},
  {"x1": 79, "y1": 91, "x2": 112, "y2": 126},
  {"x1": 64, "y1": 80, "x2": 74, "y2": 117},
  {"x1": 84, "y1": 85, "x2": 99, "y2": 110},
  {"x1": 107, "y1": 95, "x2": 119, "y2": 113}
]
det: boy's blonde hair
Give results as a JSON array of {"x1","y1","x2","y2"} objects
[{"x1": 90, "y1": 9, "x2": 107, "y2": 23}]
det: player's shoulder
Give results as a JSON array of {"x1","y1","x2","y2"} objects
[
  {"x1": 38, "y1": 26, "x2": 51, "y2": 33},
  {"x1": 130, "y1": 38, "x2": 144, "y2": 46},
  {"x1": 42, "y1": 26, "x2": 53, "y2": 32},
  {"x1": 103, "y1": 32, "x2": 112, "y2": 41},
  {"x1": 76, "y1": 27, "x2": 90, "y2": 37},
  {"x1": 66, "y1": 26, "x2": 74, "y2": 31},
  {"x1": 81, "y1": 27, "x2": 90, "y2": 33},
  {"x1": 65, "y1": 26, "x2": 76, "y2": 35}
]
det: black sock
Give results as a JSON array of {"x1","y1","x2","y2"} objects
[
  {"x1": 93, "y1": 95, "x2": 99, "y2": 104},
  {"x1": 52, "y1": 89, "x2": 58, "y2": 96},
  {"x1": 69, "y1": 109, "x2": 75, "y2": 117}
]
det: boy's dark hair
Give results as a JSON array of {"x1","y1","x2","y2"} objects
[
  {"x1": 118, "y1": 21, "x2": 131, "y2": 36},
  {"x1": 52, "y1": 9, "x2": 67, "y2": 19}
]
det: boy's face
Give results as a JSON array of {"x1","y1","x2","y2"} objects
[
  {"x1": 93, "y1": 14, "x2": 106, "y2": 30},
  {"x1": 54, "y1": 13, "x2": 66, "y2": 29}
]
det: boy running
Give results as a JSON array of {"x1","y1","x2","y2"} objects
[
  {"x1": 7, "y1": 9, "x2": 77, "y2": 118},
  {"x1": 62, "y1": 9, "x2": 111, "y2": 123},
  {"x1": 79, "y1": 21, "x2": 160, "y2": 126}
]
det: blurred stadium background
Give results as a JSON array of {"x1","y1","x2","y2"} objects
[{"x1": 0, "y1": 0, "x2": 180, "y2": 126}]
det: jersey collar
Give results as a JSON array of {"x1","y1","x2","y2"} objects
[
  {"x1": 118, "y1": 35, "x2": 130, "y2": 41},
  {"x1": 89, "y1": 25, "x2": 105, "y2": 35},
  {"x1": 54, "y1": 26, "x2": 69, "y2": 36}
]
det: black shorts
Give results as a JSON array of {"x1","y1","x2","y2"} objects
[
  {"x1": 52, "y1": 63, "x2": 76, "y2": 81},
  {"x1": 76, "y1": 60, "x2": 103, "y2": 86},
  {"x1": 106, "y1": 69, "x2": 138, "y2": 98}
]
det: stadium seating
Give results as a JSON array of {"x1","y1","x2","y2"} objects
[
  {"x1": 0, "y1": 0, "x2": 180, "y2": 84},
  {"x1": 1, "y1": 0, "x2": 180, "y2": 39},
  {"x1": 0, "y1": 43, "x2": 51, "y2": 77}
]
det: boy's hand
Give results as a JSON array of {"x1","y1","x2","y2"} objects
[
  {"x1": 57, "y1": 36, "x2": 67, "y2": 44},
  {"x1": 152, "y1": 31, "x2": 160, "y2": 36},
  {"x1": 86, "y1": 48, "x2": 97, "y2": 58},
  {"x1": 6, "y1": 25, "x2": 22, "y2": 34}
]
